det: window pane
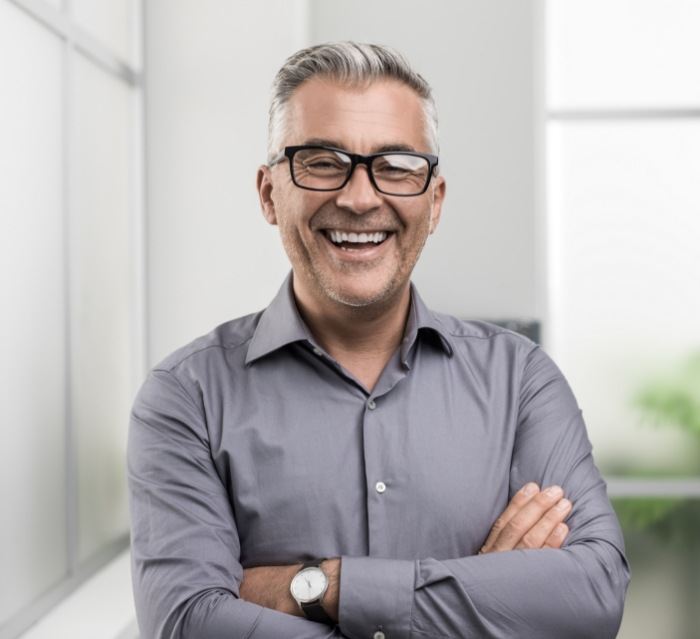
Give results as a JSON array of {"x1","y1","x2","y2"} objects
[
  {"x1": 71, "y1": 0, "x2": 139, "y2": 67},
  {"x1": 69, "y1": 53, "x2": 134, "y2": 563},
  {"x1": 548, "y1": 0, "x2": 700, "y2": 109},
  {"x1": 547, "y1": 120, "x2": 700, "y2": 476},
  {"x1": 0, "y1": 0, "x2": 68, "y2": 625},
  {"x1": 612, "y1": 497, "x2": 700, "y2": 637}
]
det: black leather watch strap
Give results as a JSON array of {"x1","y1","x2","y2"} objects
[
  {"x1": 301, "y1": 599, "x2": 335, "y2": 625},
  {"x1": 298, "y1": 558, "x2": 335, "y2": 626}
]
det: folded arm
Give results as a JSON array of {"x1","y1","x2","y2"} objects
[
  {"x1": 239, "y1": 483, "x2": 573, "y2": 624},
  {"x1": 127, "y1": 369, "x2": 349, "y2": 639},
  {"x1": 337, "y1": 345, "x2": 631, "y2": 639}
]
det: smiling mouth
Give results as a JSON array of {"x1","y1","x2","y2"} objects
[{"x1": 321, "y1": 229, "x2": 395, "y2": 250}]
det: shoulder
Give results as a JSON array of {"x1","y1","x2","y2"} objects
[
  {"x1": 152, "y1": 310, "x2": 264, "y2": 376},
  {"x1": 429, "y1": 311, "x2": 568, "y2": 402},
  {"x1": 432, "y1": 310, "x2": 538, "y2": 351},
  {"x1": 423, "y1": 310, "x2": 546, "y2": 386}
]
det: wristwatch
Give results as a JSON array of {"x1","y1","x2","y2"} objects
[{"x1": 289, "y1": 558, "x2": 335, "y2": 625}]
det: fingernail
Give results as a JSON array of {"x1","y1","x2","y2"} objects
[
  {"x1": 557, "y1": 523, "x2": 568, "y2": 535},
  {"x1": 556, "y1": 498, "x2": 571, "y2": 511},
  {"x1": 522, "y1": 483, "x2": 538, "y2": 497},
  {"x1": 544, "y1": 485, "x2": 563, "y2": 498}
]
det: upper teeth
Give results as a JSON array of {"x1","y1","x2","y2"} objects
[{"x1": 327, "y1": 230, "x2": 388, "y2": 244}]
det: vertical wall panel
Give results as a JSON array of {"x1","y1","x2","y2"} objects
[
  {"x1": 69, "y1": 53, "x2": 134, "y2": 564},
  {"x1": 0, "y1": 0, "x2": 68, "y2": 625}
]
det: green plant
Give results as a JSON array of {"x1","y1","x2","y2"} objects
[
  {"x1": 631, "y1": 352, "x2": 700, "y2": 436},
  {"x1": 614, "y1": 352, "x2": 700, "y2": 543}
]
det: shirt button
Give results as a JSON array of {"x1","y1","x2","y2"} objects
[
  {"x1": 312, "y1": 347, "x2": 323, "y2": 356},
  {"x1": 367, "y1": 399, "x2": 377, "y2": 410},
  {"x1": 375, "y1": 481, "x2": 387, "y2": 494},
  {"x1": 373, "y1": 631, "x2": 386, "y2": 639}
]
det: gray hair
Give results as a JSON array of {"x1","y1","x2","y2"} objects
[{"x1": 267, "y1": 41, "x2": 439, "y2": 162}]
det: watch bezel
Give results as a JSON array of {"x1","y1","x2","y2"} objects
[{"x1": 290, "y1": 566, "x2": 329, "y2": 604}]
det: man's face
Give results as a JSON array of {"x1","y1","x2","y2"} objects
[{"x1": 257, "y1": 76, "x2": 446, "y2": 310}]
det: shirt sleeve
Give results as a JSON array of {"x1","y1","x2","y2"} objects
[
  {"x1": 127, "y1": 368, "x2": 348, "y2": 639},
  {"x1": 338, "y1": 344, "x2": 631, "y2": 639}
]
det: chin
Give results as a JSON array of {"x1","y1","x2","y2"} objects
[{"x1": 323, "y1": 278, "x2": 399, "y2": 308}]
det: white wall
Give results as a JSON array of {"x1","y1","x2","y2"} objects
[
  {"x1": 0, "y1": 3, "x2": 68, "y2": 626},
  {"x1": 145, "y1": 0, "x2": 307, "y2": 365},
  {"x1": 145, "y1": 0, "x2": 540, "y2": 366}
]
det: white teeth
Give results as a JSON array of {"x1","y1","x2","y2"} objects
[{"x1": 327, "y1": 230, "x2": 389, "y2": 244}]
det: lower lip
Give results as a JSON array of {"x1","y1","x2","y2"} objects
[{"x1": 320, "y1": 232, "x2": 395, "y2": 262}]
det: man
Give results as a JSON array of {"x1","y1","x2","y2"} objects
[{"x1": 128, "y1": 42, "x2": 630, "y2": 638}]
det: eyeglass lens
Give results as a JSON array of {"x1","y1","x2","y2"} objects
[{"x1": 291, "y1": 147, "x2": 430, "y2": 195}]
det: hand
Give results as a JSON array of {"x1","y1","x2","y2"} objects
[
  {"x1": 239, "y1": 558, "x2": 341, "y2": 623},
  {"x1": 479, "y1": 483, "x2": 572, "y2": 554}
]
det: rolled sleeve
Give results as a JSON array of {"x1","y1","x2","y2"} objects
[{"x1": 338, "y1": 556, "x2": 415, "y2": 639}]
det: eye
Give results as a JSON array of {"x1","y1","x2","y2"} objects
[
  {"x1": 304, "y1": 157, "x2": 346, "y2": 171},
  {"x1": 373, "y1": 155, "x2": 427, "y2": 180},
  {"x1": 295, "y1": 149, "x2": 350, "y2": 174},
  {"x1": 382, "y1": 165, "x2": 411, "y2": 175}
]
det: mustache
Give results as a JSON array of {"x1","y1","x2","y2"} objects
[{"x1": 311, "y1": 206, "x2": 400, "y2": 233}]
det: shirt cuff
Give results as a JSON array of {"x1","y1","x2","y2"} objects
[{"x1": 338, "y1": 555, "x2": 415, "y2": 639}]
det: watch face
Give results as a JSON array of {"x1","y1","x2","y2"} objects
[{"x1": 291, "y1": 567, "x2": 328, "y2": 603}]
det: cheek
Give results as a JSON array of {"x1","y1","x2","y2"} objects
[
  {"x1": 274, "y1": 189, "x2": 328, "y2": 227},
  {"x1": 404, "y1": 208, "x2": 433, "y2": 240},
  {"x1": 275, "y1": 210, "x2": 317, "y2": 261},
  {"x1": 399, "y1": 214, "x2": 433, "y2": 260}
]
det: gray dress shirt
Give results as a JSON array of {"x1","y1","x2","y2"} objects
[{"x1": 127, "y1": 270, "x2": 630, "y2": 639}]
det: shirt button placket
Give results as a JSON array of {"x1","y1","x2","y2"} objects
[
  {"x1": 365, "y1": 395, "x2": 388, "y2": 556},
  {"x1": 368, "y1": 401, "x2": 385, "y2": 495}
]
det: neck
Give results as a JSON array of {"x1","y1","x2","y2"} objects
[{"x1": 291, "y1": 275, "x2": 411, "y2": 360}]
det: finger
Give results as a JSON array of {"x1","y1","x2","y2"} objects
[
  {"x1": 543, "y1": 522, "x2": 569, "y2": 549},
  {"x1": 488, "y1": 485, "x2": 565, "y2": 552},
  {"x1": 514, "y1": 498, "x2": 572, "y2": 550},
  {"x1": 479, "y1": 482, "x2": 539, "y2": 553}
]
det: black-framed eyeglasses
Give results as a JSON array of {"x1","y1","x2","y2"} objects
[{"x1": 269, "y1": 145, "x2": 439, "y2": 197}]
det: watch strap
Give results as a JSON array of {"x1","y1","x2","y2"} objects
[
  {"x1": 301, "y1": 599, "x2": 335, "y2": 625},
  {"x1": 297, "y1": 558, "x2": 335, "y2": 626}
]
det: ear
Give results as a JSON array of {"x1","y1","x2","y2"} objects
[
  {"x1": 428, "y1": 175, "x2": 446, "y2": 234},
  {"x1": 256, "y1": 165, "x2": 278, "y2": 225}
]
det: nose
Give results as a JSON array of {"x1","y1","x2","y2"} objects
[{"x1": 334, "y1": 165, "x2": 383, "y2": 214}]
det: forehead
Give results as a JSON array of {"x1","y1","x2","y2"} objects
[{"x1": 284, "y1": 77, "x2": 428, "y2": 153}]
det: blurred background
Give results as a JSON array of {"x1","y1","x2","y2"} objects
[{"x1": 1, "y1": 0, "x2": 699, "y2": 637}]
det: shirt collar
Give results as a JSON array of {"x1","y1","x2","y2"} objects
[
  {"x1": 400, "y1": 280, "x2": 454, "y2": 366},
  {"x1": 245, "y1": 270, "x2": 313, "y2": 366},
  {"x1": 245, "y1": 270, "x2": 454, "y2": 366}
]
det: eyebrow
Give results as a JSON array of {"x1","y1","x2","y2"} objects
[{"x1": 301, "y1": 138, "x2": 418, "y2": 154}]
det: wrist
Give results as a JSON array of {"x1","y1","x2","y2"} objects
[
  {"x1": 283, "y1": 563, "x2": 305, "y2": 615},
  {"x1": 320, "y1": 557, "x2": 341, "y2": 622}
]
